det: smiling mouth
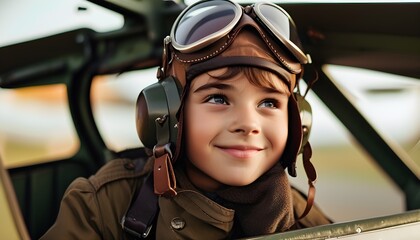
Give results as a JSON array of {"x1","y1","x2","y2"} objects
[{"x1": 217, "y1": 146, "x2": 263, "y2": 159}]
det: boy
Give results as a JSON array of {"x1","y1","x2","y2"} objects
[{"x1": 41, "y1": 1, "x2": 330, "y2": 239}]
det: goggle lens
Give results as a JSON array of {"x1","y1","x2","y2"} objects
[
  {"x1": 254, "y1": 3, "x2": 306, "y2": 63},
  {"x1": 257, "y1": 4, "x2": 290, "y2": 40},
  {"x1": 173, "y1": 0, "x2": 240, "y2": 52}
]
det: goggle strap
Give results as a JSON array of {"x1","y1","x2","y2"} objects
[
  {"x1": 299, "y1": 65, "x2": 319, "y2": 98},
  {"x1": 160, "y1": 36, "x2": 173, "y2": 79}
]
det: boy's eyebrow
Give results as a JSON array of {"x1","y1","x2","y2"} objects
[
  {"x1": 261, "y1": 86, "x2": 289, "y2": 96},
  {"x1": 193, "y1": 82, "x2": 233, "y2": 93}
]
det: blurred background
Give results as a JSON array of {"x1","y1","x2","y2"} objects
[{"x1": 0, "y1": 0, "x2": 419, "y2": 224}]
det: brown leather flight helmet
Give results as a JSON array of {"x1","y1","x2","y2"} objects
[{"x1": 136, "y1": 0, "x2": 316, "y2": 198}]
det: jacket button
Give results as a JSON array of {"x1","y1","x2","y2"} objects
[{"x1": 171, "y1": 217, "x2": 186, "y2": 230}]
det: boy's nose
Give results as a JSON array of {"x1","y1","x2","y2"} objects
[{"x1": 229, "y1": 107, "x2": 261, "y2": 135}]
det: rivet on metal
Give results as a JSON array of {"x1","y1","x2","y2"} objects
[{"x1": 155, "y1": 115, "x2": 168, "y2": 125}]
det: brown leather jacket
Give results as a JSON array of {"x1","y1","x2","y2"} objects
[{"x1": 40, "y1": 158, "x2": 331, "y2": 240}]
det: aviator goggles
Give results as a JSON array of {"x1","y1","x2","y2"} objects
[{"x1": 170, "y1": 0, "x2": 310, "y2": 66}]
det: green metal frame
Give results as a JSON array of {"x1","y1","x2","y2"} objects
[
  {"x1": 305, "y1": 66, "x2": 420, "y2": 210},
  {"x1": 253, "y1": 209, "x2": 420, "y2": 239}
]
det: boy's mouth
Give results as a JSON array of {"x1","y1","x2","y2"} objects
[{"x1": 216, "y1": 145, "x2": 263, "y2": 159}]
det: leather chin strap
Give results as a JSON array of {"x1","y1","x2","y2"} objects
[
  {"x1": 297, "y1": 142, "x2": 317, "y2": 220},
  {"x1": 153, "y1": 144, "x2": 177, "y2": 197}
]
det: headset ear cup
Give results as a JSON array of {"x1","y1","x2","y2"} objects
[
  {"x1": 136, "y1": 76, "x2": 181, "y2": 149},
  {"x1": 295, "y1": 93, "x2": 312, "y2": 154},
  {"x1": 161, "y1": 77, "x2": 182, "y2": 145}
]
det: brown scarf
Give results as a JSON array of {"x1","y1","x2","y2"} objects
[{"x1": 176, "y1": 163, "x2": 295, "y2": 239}]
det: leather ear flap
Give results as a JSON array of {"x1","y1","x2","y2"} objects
[
  {"x1": 136, "y1": 76, "x2": 182, "y2": 149},
  {"x1": 285, "y1": 93, "x2": 313, "y2": 177},
  {"x1": 295, "y1": 93, "x2": 312, "y2": 154}
]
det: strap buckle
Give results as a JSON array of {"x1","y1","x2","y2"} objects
[{"x1": 121, "y1": 174, "x2": 158, "y2": 238}]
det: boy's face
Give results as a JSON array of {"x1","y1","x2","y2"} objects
[{"x1": 184, "y1": 68, "x2": 289, "y2": 192}]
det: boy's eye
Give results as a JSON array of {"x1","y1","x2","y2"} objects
[
  {"x1": 206, "y1": 94, "x2": 228, "y2": 105},
  {"x1": 258, "y1": 99, "x2": 278, "y2": 108}
]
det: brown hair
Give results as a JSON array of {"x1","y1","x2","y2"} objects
[{"x1": 208, "y1": 66, "x2": 292, "y2": 96}]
